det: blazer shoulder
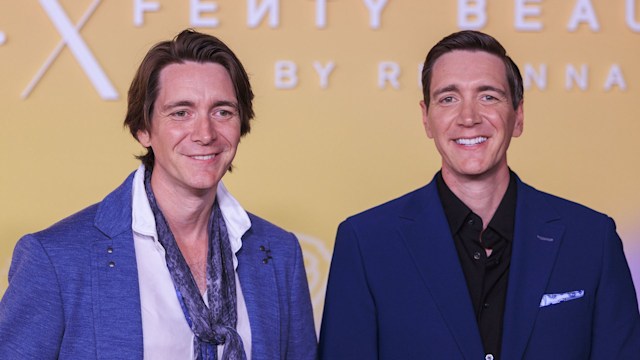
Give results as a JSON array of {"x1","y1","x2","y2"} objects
[
  {"x1": 27, "y1": 203, "x2": 101, "y2": 247},
  {"x1": 24, "y1": 171, "x2": 136, "y2": 248},
  {"x1": 247, "y1": 213, "x2": 294, "y2": 238},
  {"x1": 344, "y1": 183, "x2": 435, "y2": 226},
  {"x1": 245, "y1": 213, "x2": 300, "y2": 253},
  {"x1": 519, "y1": 180, "x2": 610, "y2": 221}
]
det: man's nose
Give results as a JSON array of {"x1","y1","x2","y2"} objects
[
  {"x1": 457, "y1": 101, "x2": 481, "y2": 126},
  {"x1": 191, "y1": 114, "x2": 216, "y2": 144}
]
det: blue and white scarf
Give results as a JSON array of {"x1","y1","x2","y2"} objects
[{"x1": 144, "y1": 169, "x2": 246, "y2": 360}]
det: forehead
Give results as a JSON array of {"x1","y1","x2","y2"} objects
[
  {"x1": 156, "y1": 61, "x2": 236, "y2": 101},
  {"x1": 430, "y1": 50, "x2": 508, "y2": 90}
]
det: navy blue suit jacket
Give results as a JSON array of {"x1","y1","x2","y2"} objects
[
  {"x1": 319, "y1": 175, "x2": 640, "y2": 359},
  {"x1": 0, "y1": 172, "x2": 317, "y2": 359}
]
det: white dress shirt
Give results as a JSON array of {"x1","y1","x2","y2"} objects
[{"x1": 131, "y1": 165, "x2": 252, "y2": 359}]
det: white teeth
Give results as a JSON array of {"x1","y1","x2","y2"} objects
[
  {"x1": 455, "y1": 137, "x2": 487, "y2": 146},
  {"x1": 191, "y1": 155, "x2": 214, "y2": 160}
]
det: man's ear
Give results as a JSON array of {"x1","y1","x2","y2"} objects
[
  {"x1": 420, "y1": 100, "x2": 434, "y2": 139},
  {"x1": 137, "y1": 130, "x2": 151, "y2": 147}
]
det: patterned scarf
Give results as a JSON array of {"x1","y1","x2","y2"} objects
[{"x1": 144, "y1": 170, "x2": 246, "y2": 360}]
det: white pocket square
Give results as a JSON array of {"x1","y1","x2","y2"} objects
[{"x1": 539, "y1": 290, "x2": 585, "y2": 308}]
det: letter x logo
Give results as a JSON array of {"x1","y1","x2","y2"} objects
[{"x1": 22, "y1": 0, "x2": 118, "y2": 100}]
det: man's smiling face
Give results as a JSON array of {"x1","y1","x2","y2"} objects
[
  {"x1": 421, "y1": 50, "x2": 524, "y2": 181},
  {"x1": 137, "y1": 61, "x2": 241, "y2": 196}
]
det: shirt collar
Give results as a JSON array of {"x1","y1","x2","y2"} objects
[
  {"x1": 215, "y1": 179, "x2": 252, "y2": 255},
  {"x1": 131, "y1": 165, "x2": 156, "y2": 239},
  {"x1": 487, "y1": 173, "x2": 517, "y2": 241},
  {"x1": 436, "y1": 170, "x2": 517, "y2": 241},
  {"x1": 436, "y1": 171, "x2": 471, "y2": 235},
  {"x1": 131, "y1": 164, "x2": 252, "y2": 260}
]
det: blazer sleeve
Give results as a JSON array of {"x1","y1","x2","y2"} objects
[
  {"x1": 285, "y1": 233, "x2": 318, "y2": 360},
  {"x1": 590, "y1": 218, "x2": 640, "y2": 358},
  {"x1": 0, "y1": 235, "x2": 65, "y2": 359},
  {"x1": 319, "y1": 220, "x2": 378, "y2": 359}
]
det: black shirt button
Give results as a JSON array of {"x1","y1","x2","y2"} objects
[
  {"x1": 473, "y1": 252, "x2": 482, "y2": 260},
  {"x1": 483, "y1": 303, "x2": 489, "y2": 309},
  {"x1": 468, "y1": 219, "x2": 475, "y2": 226}
]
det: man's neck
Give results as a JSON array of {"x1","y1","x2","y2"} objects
[
  {"x1": 441, "y1": 167, "x2": 511, "y2": 229},
  {"x1": 150, "y1": 175, "x2": 216, "y2": 245},
  {"x1": 150, "y1": 175, "x2": 217, "y2": 293}
]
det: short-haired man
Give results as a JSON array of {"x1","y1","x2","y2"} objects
[
  {"x1": 319, "y1": 30, "x2": 640, "y2": 359},
  {"x1": 0, "y1": 29, "x2": 317, "y2": 359}
]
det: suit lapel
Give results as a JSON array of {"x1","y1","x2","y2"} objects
[
  {"x1": 398, "y1": 182, "x2": 485, "y2": 359},
  {"x1": 237, "y1": 230, "x2": 280, "y2": 360},
  {"x1": 501, "y1": 180, "x2": 565, "y2": 359},
  {"x1": 91, "y1": 173, "x2": 144, "y2": 359}
]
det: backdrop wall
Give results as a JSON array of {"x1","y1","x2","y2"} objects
[{"x1": 2, "y1": 0, "x2": 640, "y2": 328}]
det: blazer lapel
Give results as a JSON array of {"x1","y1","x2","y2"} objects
[
  {"x1": 91, "y1": 173, "x2": 144, "y2": 359},
  {"x1": 398, "y1": 182, "x2": 485, "y2": 359},
  {"x1": 237, "y1": 231, "x2": 280, "y2": 360},
  {"x1": 501, "y1": 180, "x2": 565, "y2": 359}
]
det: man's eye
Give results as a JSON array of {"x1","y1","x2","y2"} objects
[
  {"x1": 173, "y1": 110, "x2": 188, "y2": 117},
  {"x1": 440, "y1": 96, "x2": 454, "y2": 103},
  {"x1": 214, "y1": 109, "x2": 235, "y2": 118}
]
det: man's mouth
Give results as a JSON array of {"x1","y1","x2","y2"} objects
[
  {"x1": 190, "y1": 154, "x2": 215, "y2": 160},
  {"x1": 455, "y1": 137, "x2": 487, "y2": 146}
]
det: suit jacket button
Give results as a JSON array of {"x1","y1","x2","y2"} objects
[
  {"x1": 485, "y1": 354, "x2": 494, "y2": 360},
  {"x1": 108, "y1": 261, "x2": 116, "y2": 268}
]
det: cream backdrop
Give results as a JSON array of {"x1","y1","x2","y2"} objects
[{"x1": 2, "y1": 1, "x2": 640, "y2": 330}]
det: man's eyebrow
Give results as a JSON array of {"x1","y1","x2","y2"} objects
[
  {"x1": 161, "y1": 100, "x2": 194, "y2": 111},
  {"x1": 478, "y1": 85, "x2": 508, "y2": 97},
  {"x1": 160, "y1": 100, "x2": 239, "y2": 111},
  {"x1": 432, "y1": 85, "x2": 458, "y2": 98},
  {"x1": 213, "y1": 100, "x2": 238, "y2": 109}
]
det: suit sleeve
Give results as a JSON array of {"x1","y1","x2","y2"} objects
[
  {"x1": 286, "y1": 233, "x2": 318, "y2": 360},
  {"x1": 319, "y1": 220, "x2": 378, "y2": 359},
  {"x1": 590, "y1": 218, "x2": 640, "y2": 358},
  {"x1": 0, "y1": 235, "x2": 65, "y2": 359}
]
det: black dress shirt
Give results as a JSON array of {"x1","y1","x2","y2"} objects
[{"x1": 436, "y1": 172, "x2": 517, "y2": 360}]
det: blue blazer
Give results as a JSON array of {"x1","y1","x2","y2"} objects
[
  {"x1": 0, "y1": 172, "x2": 317, "y2": 359},
  {"x1": 319, "y1": 175, "x2": 640, "y2": 359}
]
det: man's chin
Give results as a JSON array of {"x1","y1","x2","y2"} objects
[{"x1": 444, "y1": 163, "x2": 507, "y2": 181}]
